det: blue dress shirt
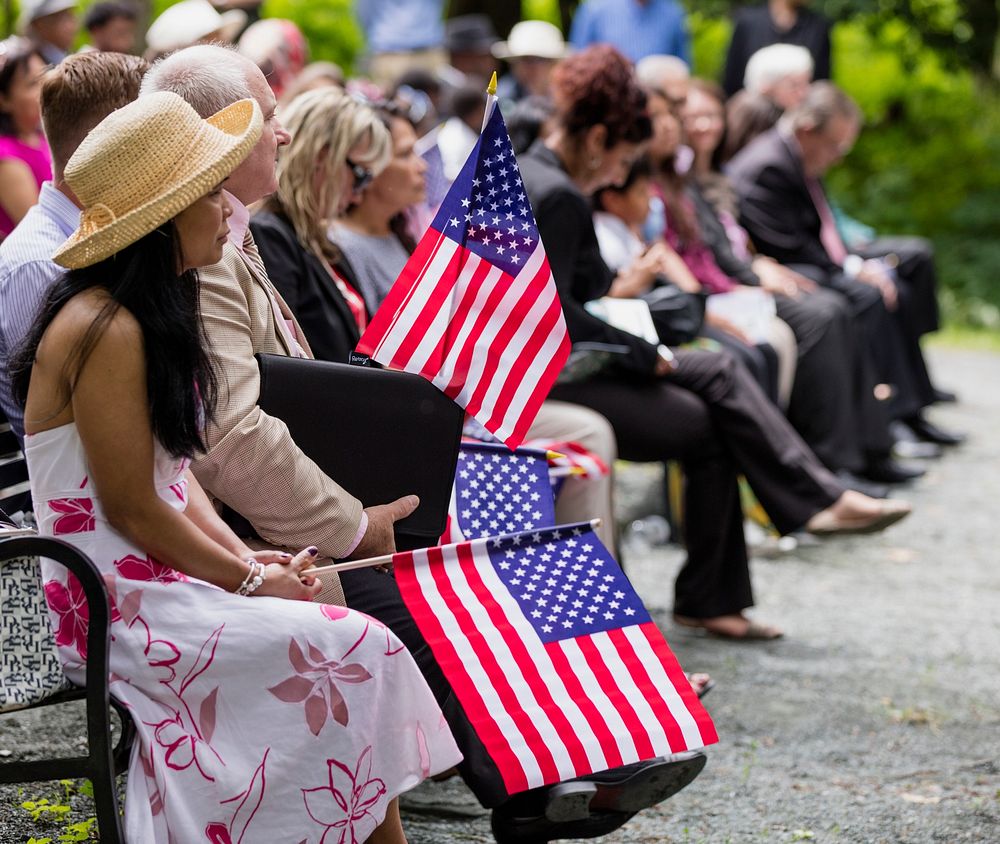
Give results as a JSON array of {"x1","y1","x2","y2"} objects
[
  {"x1": 0, "y1": 182, "x2": 79, "y2": 442},
  {"x1": 569, "y1": 0, "x2": 691, "y2": 65},
  {"x1": 357, "y1": 0, "x2": 445, "y2": 53}
]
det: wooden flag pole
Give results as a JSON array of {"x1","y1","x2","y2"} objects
[{"x1": 304, "y1": 518, "x2": 604, "y2": 575}]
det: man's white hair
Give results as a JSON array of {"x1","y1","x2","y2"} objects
[
  {"x1": 743, "y1": 44, "x2": 814, "y2": 95},
  {"x1": 635, "y1": 54, "x2": 690, "y2": 90},
  {"x1": 140, "y1": 44, "x2": 255, "y2": 118}
]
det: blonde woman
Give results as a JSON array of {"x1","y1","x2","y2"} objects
[
  {"x1": 13, "y1": 91, "x2": 459, "y2": 843},
  {"x1": 251, "y1": 87, "x2": 391, "y2": 363}
]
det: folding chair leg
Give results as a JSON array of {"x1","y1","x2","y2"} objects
[{"x1": 90, "y1": 768, "x2": 126, "y2": 844}]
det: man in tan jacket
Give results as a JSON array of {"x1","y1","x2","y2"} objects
[{"x1": 142, "y1": 44, "x2": 702, "y2": 842}]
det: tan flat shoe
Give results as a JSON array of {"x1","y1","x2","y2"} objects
[{"x1": 806, "y1": 499, "x2": 912, "y2": 536}]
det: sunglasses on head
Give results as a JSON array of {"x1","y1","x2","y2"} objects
[{"x1": 346, "y1": 158, "x2": 374, "y2": 192}]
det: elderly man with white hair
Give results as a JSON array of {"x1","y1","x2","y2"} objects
[
  {"x1": 635, "y1": 53, "x2": 690, "y2": 106},
  {"x1": 743, "y1": 42, "x2": 813, "y2": 109}
]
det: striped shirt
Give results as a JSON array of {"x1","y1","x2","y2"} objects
[{"x1": 0, "y1": 182, "x2": 79, "y2": 442}]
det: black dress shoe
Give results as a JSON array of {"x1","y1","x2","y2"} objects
[
  {"x1": 932, "y1": 386, "x2": 959, "y2": 404},
  {"x1": 862, "y1": 456, "x2": 926, "y2": 484},
  {"x1": 836, "y1": 471, "x2": 890, "y2": 499},
  {"x1": 490, "y1": 752, "x2": 707, "y2": 843},
  {"x1": 903, "y1": 415, "x2": 966, "y2": 446},
  {"x1": 892, "y1": 438, "x2": 943, "y2": 460}
]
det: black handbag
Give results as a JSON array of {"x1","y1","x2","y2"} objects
[{"x1": 640, "y1": 280, "x2": 706, "y2": 346}]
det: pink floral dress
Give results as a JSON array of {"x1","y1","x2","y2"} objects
[{"x1": 26, "y1": 423, "x2": 461, "y2": 843}]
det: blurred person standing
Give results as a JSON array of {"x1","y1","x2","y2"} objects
[
  {"x1": 18, "y1": 0, "x2": 79, "y2": 65},
  {"x1": 492, "y1": 20, "x2": 568, "y2": 105},
  {"x1": 570, "y1": 0, "x2": 690, "y2": 65},
  {"x1": 358, "y1": 0, "x2": 447, "y2": 89},
  {"x1": 145, "y1": 0, "x2": 247, "y2": 61},
  {"x1": 723, "y1": 0, "x2": 831, "y2": 97},
  {"x1": 0, "y1": 38, "x2": 51, "y2": 240},
  {"x1": 82, "y1": 2, "x2": 138, "y2": 54}
]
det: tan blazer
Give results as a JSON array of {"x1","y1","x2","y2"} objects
[{"x1": 191, "y1": 239, "x2": 363, "y2": 603}]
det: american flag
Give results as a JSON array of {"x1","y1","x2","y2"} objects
[
  {"x1": 393, "y1": 524, "x2": 718, "y2": 796},
  {"x1": 356, "y1": 102, "x2": 570, "y2": 448},
  {"x1": 441, "y1": 441, "x2": 555, "y2": 544}
]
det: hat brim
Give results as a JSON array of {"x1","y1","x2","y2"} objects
[
  {"x1": 492, "y1": 41, "x2": 569, "y2": 61},
  {"x1": 53, "y1": 98, "x2": 262, "y2": 270}
]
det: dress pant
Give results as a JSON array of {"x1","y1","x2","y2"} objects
[
  {"x1": 788, "y1": 264, "x2": 927, "y2": 422},
  {"x1": 858, "y1": 236, "x2": 939, "y2": 409},
  {"x1": 340, "y1": 566, "x2": 511, "y2": 808},
  {"x1": 550, "y1": 349, "x2": 843, "y2": 619},
  {"x1": 774, "y1": 287, "x2": 894, "y2": 471}
]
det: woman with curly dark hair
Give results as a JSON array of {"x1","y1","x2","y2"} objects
[{"x1": 519, "y1": 45, "x2": 909, "y2": 640}]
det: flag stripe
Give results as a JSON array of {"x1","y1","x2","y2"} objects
[
  {"x1": 490, "y1": 290, "x2": 570, "y2": 444},
  {"x1": 463, "y1": 250, "x2": 553, "y2": 419},
  {"x1": 385, "y1": 241, "x2": 464, "y2": 369},
  {"x1": 635, "y1": 624, "x2": 719, "y2": 746},
  {"x1": 541, "y1": 638, "x2": 622, "y2": 771},
  {"x1": 446, "y1": 246, "x2": 547, "y2": 405},
  {"x1": 591, "y1": 632, "x2": 662, "y2": 760},
  {"x1": 430, "y1": 261, "x2": 505, "y2": 393},
  {"x1": 406, "y1": 250, "x2": 484, "y2": 377},
  {"x1": 399, "y1": 547, "x2": 537, "y2": 792},
  {"x1": 573, "y1": 635, "x2": 647, "y2": 759},
  {"x1": 434, "y1": 544, "x2": 560, "y2": 784},
  {"x1": 608, "y1": 626, "x2": 687, "y2": 754},
  {"x1": 457, "y1": 544, "x2": 596, "y2": 780},
  {"x1": 359, "y1": 229, "x2": 446, "y2": 358}
]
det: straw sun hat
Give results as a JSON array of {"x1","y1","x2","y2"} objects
[{"x1": 53, "y1": 91, "x2": 262, "y2": 270}]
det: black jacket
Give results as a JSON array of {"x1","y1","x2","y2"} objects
[
  {"x1": 519, "y1": 143, "x2": 659, "y2": 377},
  {"x1": 726, "y1": 128, "x2": 840, "y2": 275},
  {"x1": 250, "y1": 210, "x2": 367, "y2": 365}
]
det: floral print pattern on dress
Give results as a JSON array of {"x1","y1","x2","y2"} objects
[
  {"x1": 44, "y1": 573, "x2": 91, "y2": 658},
  {"x1": 115, "y1": 553, "x2": 187, "y2": 584},
  {"x1": 302, "y1": 747, "x2": 386, "y2": 844},
  {"x1": 268, "y1": 639, "x2": 373, "y2": 736},
  {"x1": 49, "y1": 497, "x2": 95, "y2": 535}
]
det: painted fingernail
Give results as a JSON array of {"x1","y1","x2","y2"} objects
[
  {"x1": 281, "y1": 552, "x2": 293, "y2": 558},
  {"x1": 306, "y1": 546, "x2": 318, "y2": 556}
]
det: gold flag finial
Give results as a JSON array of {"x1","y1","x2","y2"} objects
[{"x1": 488, "y1": 71, "x2": 498, "y2": 96}]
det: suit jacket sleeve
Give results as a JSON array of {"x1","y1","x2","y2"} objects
[
  {"x1": 192, "y1": 246, "x2": 364, "y2": 558},
  {"x1": 737, "y1": 162, "x2": 840, "y2": 274},
  {"x1": 535, "y1": 186, "x2": 659, "y2": 375}
]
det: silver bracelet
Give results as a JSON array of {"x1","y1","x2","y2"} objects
[{"x1": 236, "y1": 560, "x2": 265, "y2": 596}]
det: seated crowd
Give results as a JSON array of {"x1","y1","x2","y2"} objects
[{"x1": 0, "y1": 4, "x2": 962, "y2": 843}]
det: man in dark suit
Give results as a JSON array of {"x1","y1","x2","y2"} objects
[{"x1": 727, "y1": 82, "x2": 962, "y2": 449}]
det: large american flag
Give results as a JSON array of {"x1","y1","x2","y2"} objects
[
  {"x1": 356, "y1": 103, "x2": 570, "y2": 448},
  {"x1": 393, "y1": 524, "x2": 718, "y2": 796},
  {"x1": 441, "y1": 441, "x2": 555, "y2": 544}
]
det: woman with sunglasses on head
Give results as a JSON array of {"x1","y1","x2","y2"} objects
[
  {"x1": 0, "y1": 37, "x2": 50, "y2": 239},
  {"x1": 12, "y1": 91, "x2": 460, "y2": 843},
  {"x1": 251, "y1": 87, "x2": 389, "y2": 363}
]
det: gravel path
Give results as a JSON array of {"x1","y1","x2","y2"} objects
[{"x1": 2, "y1": 347, "x2": 998, "y2": 843}]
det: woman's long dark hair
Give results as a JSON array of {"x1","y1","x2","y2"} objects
[{"x1": 10, "y1": 223, "x2": 218, "y2": 458}]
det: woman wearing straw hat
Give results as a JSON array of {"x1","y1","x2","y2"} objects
[{"x1": 11, "y1": 91, "x2": 460, "y2": 843}]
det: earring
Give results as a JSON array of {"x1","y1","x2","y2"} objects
[{"x1": 589, "y1": 156, "x2": 602, "y2": 170}]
